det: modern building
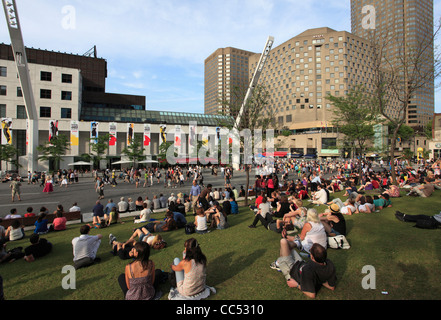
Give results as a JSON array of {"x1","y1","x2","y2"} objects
[
  {"x1": 247, "y1": 27, "x2": 377, "y2": 158},
  {"x1": 351, "y1": 0, "x2": 435, "y2": 127},
  {"x1": 0, "y1": 44, "x2": 233, "y2": 174},
  {"x1": 204, "y1": 47, "x2": 255, "y2": 116}
]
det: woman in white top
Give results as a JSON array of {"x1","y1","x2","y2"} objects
[
  {"x1": 292, "y1": 208, "x2": 327, "y2": 253},
  {"x1": 194, "y1": 208, "x2": 208, "y2": 234},
  {"x1": 5, "y1": 220, "x2": 25, "y2": 241},
  {"x1": 134, "y1": 203, "x2": 152, "y2": 224}
]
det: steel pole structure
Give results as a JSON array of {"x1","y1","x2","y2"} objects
[{"x1": 2, "y1": 0, "x2": 39, "y2": 173}]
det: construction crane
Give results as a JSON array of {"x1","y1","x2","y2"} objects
[
  {"x1": 234, "y1": 36, "x2": 274, "y2": 129},
  {"x1": 2, "y1": 0, "x2": 39, "y2": 173}
]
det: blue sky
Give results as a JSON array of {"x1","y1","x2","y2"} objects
[{"x1": 1, "y1": 0, "x2": 440, "y2": 114}]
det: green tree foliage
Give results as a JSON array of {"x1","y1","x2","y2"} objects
[
  {"x1": 328, "y1": 85, "x2": 378, "y2": 158},
  {"x1": 37, "y1": 134, "x2": 70, "y2": 171}
]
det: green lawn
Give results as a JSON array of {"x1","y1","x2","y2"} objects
[{"x1": 1, "y1": 190, "x2": 441, "y2": 300}]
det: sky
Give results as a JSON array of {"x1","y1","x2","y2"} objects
[{"x1": 1, "y1": 0, "x2": 440, "y2": 114}]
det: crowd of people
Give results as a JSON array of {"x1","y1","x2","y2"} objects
[{"x1": 1, "y1": 156, "x2": 441, "y2": 300}]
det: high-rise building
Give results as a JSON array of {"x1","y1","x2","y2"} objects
[
  {"x1": 204, "y1": 47, "x2": 255, "y2": 116},
  {"x1": 248, "y1": 27, "x2": 375, "y2": 158},
  {"x1": 350, "y1": 0, "x2": 434, "y2": 127}
]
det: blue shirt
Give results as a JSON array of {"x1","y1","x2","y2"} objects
[
  {"x1": 104, "y1": 203, "x2": 116, "y2": 215},
  {"x1": 34, "y1": 219, "x2": 49, "y2": 234},
  {"x1": 172, "y1": 212, "x2": 187, "y2": 225},
  {"x1": 93, "y1": 203, "x2": 104, "y2": 217},
  {"x1": 190, "y1": 185, "x2": 201, "y2": 196},
  {"x1": 230, "y1": 201, "x2": 239, "y2": 214}
]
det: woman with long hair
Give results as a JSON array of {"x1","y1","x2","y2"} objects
[
  {"x1": 118, "y1": 241, "x2": 160, "y2": 300},
  {"x1": 171, "y1": 238, "x2": 207, "y2": 297}
]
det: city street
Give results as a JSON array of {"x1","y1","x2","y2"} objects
[{"x1": 0, "y1": 169, "x2": 253, "y2": 218}]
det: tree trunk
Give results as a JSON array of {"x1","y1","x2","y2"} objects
[
  {"x1": 245, "y1": 165, "x2": 250, "y2": 206},
  {"x1": 389, "y1": 125, "x2": 401, "y2": 186}
]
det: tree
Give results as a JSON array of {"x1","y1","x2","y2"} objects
[
  {"x1": 90, "y1": 134, "x2": 110, "y2": 169},
  {"x1": 37, "y1": 134, "x2": 70, "y2": 172},
  {"x1": 328, "y1": 85, "x2": 378, "y2": 159},
  {"x1": 0, "y1": 144, "x2": 20, "y2": 169},
  {"x1": 122, "y1": 135, "x2": 145, "y2": 165},
  {"x1": 368, "y1": 19, "x2": 441, "y2": 184}
]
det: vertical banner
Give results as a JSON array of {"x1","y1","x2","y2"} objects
[
  {"x1": 144, "y1": 124, "x2": 151, "y2": 147},
  {"x1": 1, "y1": 118, "x2": 12, "y2": 145},
  {"x1": 215, "y1": 127, "x2": 220, "y2": 146},
  {"x1": 70, "y1": 120, "x2": 79, "y2": 147},
  {"x1": 49, "y1": 120, "x2": 59, "y2": 142},
  {"x1": 109, "y1": 122, "x2": 117, "y2": 146},
  {"x1": 127, "y1": 123, "x2": 134, "y2": 145},
  {"x1": 174, "y1": 125, "x2": 182, "y2": 151},
  {"x1": 202, "y1": 126, "x2": 209, "y2": 147},
  {"x1": 160, "y1": 124, "x2": 167, "y2": 145},
  {"x1": 26, "y1": 119, "x2": 29, "y2": 148},
  {"x1": 188, "y1": 122, "x2": 197, "y2": 164},
  {"x1": 91, "y1": 121, "x2": 99, "y2": 144}
]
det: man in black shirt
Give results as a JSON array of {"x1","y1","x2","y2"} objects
[
  {"x1": 271, "y1": 242, "x2": 337, "y2": 299},
  {"x1": 24, "y1": 234, "x2": 52, "y2": 262}
]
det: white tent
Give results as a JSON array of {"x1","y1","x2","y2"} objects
[
  {"x1": 138, "y1": 159, "x2": 159, "y2": 164},
  {"x1": 111, "y1": 160, "x2": 133, "y2": 165},
  {"x1": 68, "y1": 161, "x2": 93, "y2": 166}
]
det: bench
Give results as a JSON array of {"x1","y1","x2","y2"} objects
[{"x1": 0, "y1": 211, "x2": 83, "y2": 229}]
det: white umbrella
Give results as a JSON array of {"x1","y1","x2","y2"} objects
[
  {"x1": 68, "y1": 161, "x2": 93, "y2": 166},
  {"x1": 138, "y1": 159, "x2": 159, "y2": 164},
  {"x1": 111, "y1": 160, "x2": 133, "y2": 165}
]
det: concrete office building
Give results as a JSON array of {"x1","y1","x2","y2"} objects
[
  {"x1": 248, "y1": 27, "x2": 377, "y2": 158},
  {"x1": 0, "y1": 44, "x2": 233, "y2": 174},
  {"x1": 351, "y1": 0, "x2": 435, "y2": 127},
  {"x1": 204, "y1": 47, "x2": 255, "y2": 116}
]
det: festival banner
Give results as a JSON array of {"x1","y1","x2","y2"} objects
[
  {"x1": 49, "y1": 120, "x2": 59, "y2": 142},
  {"x1": 160, "y1": 124, "x2": 167, "y2": 145},
  {"x1": 90, "y1": 121, "x2": 99, "y2": 144},
  {"x1": 188, "y1": 122, "x2": 197, "y2": 162},
  {"x1": 70, "y1": 121, "x2": 79, "y2": 147},
  {"x1": 144, "y1": 124, "x2": 151, "y2": 147},
  {"x1": 1, "y1": 118, "x2": 12, "y2": 145},
  {"x1": 202, "y1": 126, "x2": 209, "y2": 147},
  {"x1": 109, "y1": 122, "x2": 117, "y2": 146},
  {"x1": 175, "y1": 125, "x2": 182, "y2": 148},
  {"x1": 127, "y1": 123, "x2": 134, "y2": 145}
]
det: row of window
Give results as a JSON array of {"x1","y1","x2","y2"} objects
[
  {"x1": 0, "y1": 104, "x2": 72, "y2": 119},
  {"x1": 0, "y1": 67, "x2": 73, "y2": 84},
  {"x1": 0, "y1": 85, "x2": 72, "y2": 100}
]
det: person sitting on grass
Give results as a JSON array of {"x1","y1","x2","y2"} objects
[
  {"x1": 319, "y1": 204, "x2": 346, "y2": 237},
  {"x1": 71, "y1": 225, "x2": 102, "y2": 270},
  {"x1": 170, "y1": 238, "x2": 208, "y2": 298},
  {"x1": 106, "y1": 207, "x2": 125, "y2": 227},
  {"x1": 137, "y1": 211, "x2": 178, "y2": 234},
  {"x1": 278, "y1": 208, "x2": 327, "y2": 255},
  {"x1": 24, "y1": 233, "x2": 53, "y2": 262},
  {"x1": 372, "y1": 193, "x2": 392, "y2": 211},
  {"x1": 270, "y1": 243, "x2": 337, "y2": 299},
  {"x1": 117, "y1": 241, "x2": 162, "y2": 300},
  {"x1": 248, "y1": 196, "x2": 273, "y2": 229}
]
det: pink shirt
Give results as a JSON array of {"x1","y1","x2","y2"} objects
[{"x1": 53, "y1": 217, "x2": 67, "y2": 231}]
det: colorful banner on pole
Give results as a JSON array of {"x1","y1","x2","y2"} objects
[
  {"x1": 109, "y1": 122, "x2": 117, "y2": 146},
  {"x1": 160, "y1": 124, "x2": 167, "y2": 145},
  {"x1": 127, "y1": 123, "x2": 134, "y2": 145},
  {"x1": 70, "y1": 121, "x2": 79, "y2": 147},
  {"x1": 144, "y1": 124, "x2": 151, "y2": 147},
  {"x1": 91, "y1": 121, "x2": 99, "y2": 144},
  {"x1": 49, "y1": 120, "x2": 59, "y2": 142}
]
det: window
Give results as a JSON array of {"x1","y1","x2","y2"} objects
[
  {"x1": 61, "y1": 91, "x2": 72, "y2": 101},
  {"x1": 40, "y1": 71, "x2": 52, "y2": 81},
  {"x1": 0, "y1": 104, "x2": 5, "y2": 117},
  {"x1": 40, "y1": 106, "x2": 51, "y2": 118},
  {"x1": 61, "y1": 108, "x2": 72, "y2": 119},
  {"x1": 40, "y1": 89, "x2": 51, "y2": 99},
  {"x1": 0, "y1": 85, "x2": 6, "y2": 95},
  {"x1": 0, "y1": 66, "x2": 6, "y2": 77},
  {"x1": 17, "y1": 87, "x2": 22, "y2": 97},
  {"x1": 62, "y1": 74, "x2": 72, "y2": 83},
  {"x1": 17, "y1": 105, "x2": 27, "y2": 119}
]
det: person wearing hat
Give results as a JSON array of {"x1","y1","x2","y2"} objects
[{"x1": 319, "y1": 204, "x2": 346, "y2": 237}]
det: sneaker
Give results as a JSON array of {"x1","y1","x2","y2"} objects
[
  {"x1": 395, "y1": 212, "x2": 405, "y2": 222},
  {"x1": 248, "y1": 225, "x2": 256, "y2": 228},
  {"x1": 270, "y1": 261, "x2": 281, "y2": 272},
  {"x1": 109, "y1": 234, "x2": 117, "y2": 246}
]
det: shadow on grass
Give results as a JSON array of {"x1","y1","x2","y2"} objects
[{"x1": 207, "y1": 249, "x2": 266, "y2": 287}]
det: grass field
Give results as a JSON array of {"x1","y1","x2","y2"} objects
[{"x1": 1, "y1": 189, "x2": 441, "y2": 301}]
